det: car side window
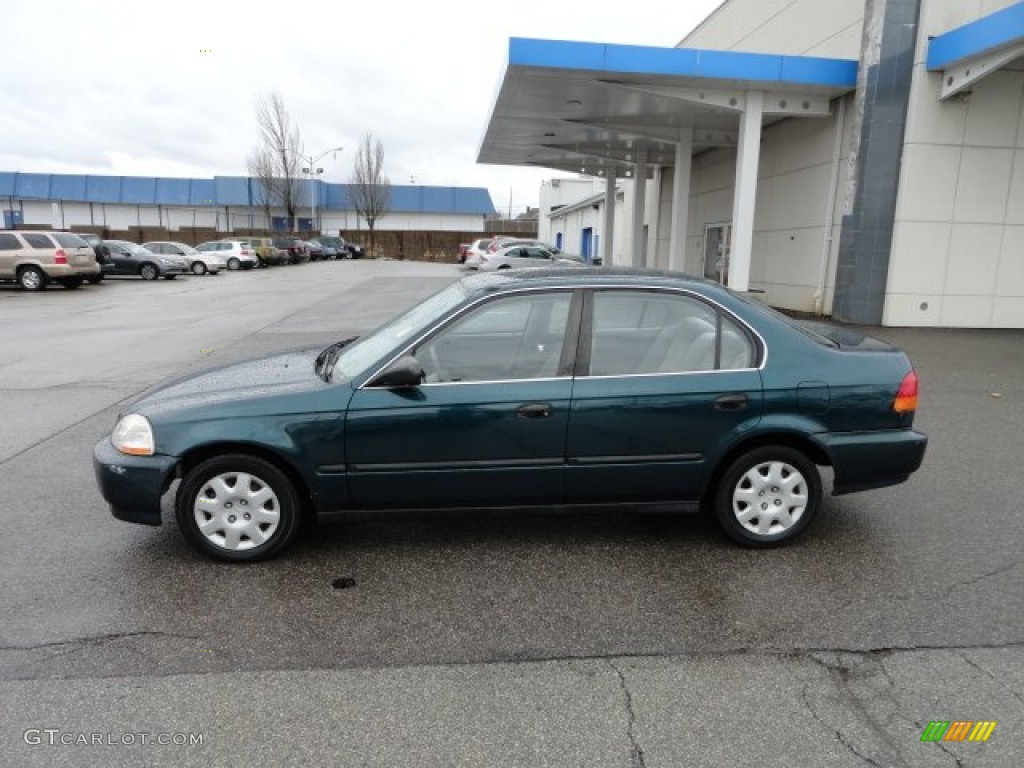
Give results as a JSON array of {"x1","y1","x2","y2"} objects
[
  {"x1": 0, "y1": 234, "x2": 20, "y2": 250},
  {"x1": 588, "y1": 291, "x2": 755, "y2": 375},
  {"x1": 416, "y1": 292, "x2": 572, "y2": 383},
  {"x1": 23, "y1": 234, "x2": 54, "y2": 249}
]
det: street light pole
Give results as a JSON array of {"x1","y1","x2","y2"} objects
[{"x1": 302, "y1": 145, "x2": 343, "y2": 235}]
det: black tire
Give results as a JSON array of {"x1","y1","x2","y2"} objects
[
  {"x1": 87, "y1": 274, "x2": 104, "y2": 285},
  {"x1": 227, "y1": 257, "x2": 241, "y2": 271},
  {"x1": 175, "y1": 454, "x2": 303, "y2": 562},
  {"x1": 18, "y1": 266, "x2": 47, "y2": 291},
  {"x1": 61, "y1": 277, "x2": 84, "y2": 289},
  {"x1": 714, "y1": 445, "x2": 821, "y2": 547},
  {"x1": 191, "y1": 261, "x2": 207, "y2": 275},
  {"x1": 140, "y1": 263, "x2": 159, "y2": 281}
]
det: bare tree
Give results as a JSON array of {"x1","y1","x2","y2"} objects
[
  {"x1": 350, "y1": 133, "x2": 390, "y2": 256},
  {"x1": 252, "y1": 92, "x2": 303, "y2": 232},
  {"x1": 246, "y1": 147, "x2": 276, "y2": 233}
]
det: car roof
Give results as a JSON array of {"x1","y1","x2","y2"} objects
[{"x1": 461, "y1": 267, "x2": 722, "y2": 295}]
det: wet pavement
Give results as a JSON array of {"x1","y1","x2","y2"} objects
[{"x1": 1, "y1": 261, "x2": 1021, "y2": 766}]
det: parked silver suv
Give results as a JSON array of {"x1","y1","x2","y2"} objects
[{"x1": 0, "y1": 230, "x2": 100, "y2": 290}]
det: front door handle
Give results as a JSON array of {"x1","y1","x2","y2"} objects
[
  {"x1": 517, "y1": 403, "x2": 552, "y2": 419},
  {"x1": 713, "y1": 393, "x2": 748, "y2": 411}
]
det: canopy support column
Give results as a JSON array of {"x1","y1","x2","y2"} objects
[{"x1": 728, "y1": 90, "x2": 763, "y2": 292}]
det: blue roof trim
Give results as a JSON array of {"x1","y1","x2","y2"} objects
[
  {"x1": 927, "y1": 2, "x2": 1024, "y2": 70},
  {"x1": 507, "y1": 37, "x2": 858, "y2": 88},
  {"x1": 0, "y1": 172, "x2": 495, "y2": 214}
]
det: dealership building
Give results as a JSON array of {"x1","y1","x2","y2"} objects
[
  {"x1": 0, "y1": 173, "x2": 496, "y2": 237},
  {"x1": 479, "y1": 0, "x2": 1024, "y2": 327}
]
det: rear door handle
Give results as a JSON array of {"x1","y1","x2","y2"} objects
[
  {"x1": 517, "y1": 403, "x2": 552, "y2": 419},
  {"x1": 713, "y1": 393, "x2": 748, "y2": 411}
]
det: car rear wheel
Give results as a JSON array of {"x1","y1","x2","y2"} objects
[
  {"x1": 191, "y1": 262, "x2": 207, "y2": 275},
  {"x1": 227, "y1": 257, "x2": 240, "y2": 270},
  {"x1": 714, "y1": 446, "x2": 821, "y2": 547},
  {"x1": 87, "y1": 274, "x2": 104, "y2": 284},
  {"x1": 18, "y1": 266, "x2": 47, "y2": 291},
  {"x1": 176, "y1": 454, "x2": 302, "y2": 562},
  {"x1": 140, "y1": 263, "x2": 159, "y2": 280}
]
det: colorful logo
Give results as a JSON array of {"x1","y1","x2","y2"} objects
[{"x1": 920, "y1": 721, "x2": 996, "y2": 742}]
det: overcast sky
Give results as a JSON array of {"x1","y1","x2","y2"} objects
[{"x1": 1, "y1": 0, "x2": 723, "y2": 215}]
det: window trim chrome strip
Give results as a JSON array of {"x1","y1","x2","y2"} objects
[{"x1": 357, "y1": 282, "x2": 768, "y2": 390}]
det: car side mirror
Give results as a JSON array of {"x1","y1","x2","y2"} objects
[{"x1": 368, "y1": 355, "x2": 425, "y2": 388}]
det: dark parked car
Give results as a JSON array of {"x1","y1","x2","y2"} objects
[
  {"x1": 94, "y1": 269, "x2": 927, "y2": 562},
  {"x1": 310, "y1": 236, "x2": 360, "y2": 259},
  {"x1": 103, "y1": 241, "x2": 188, "y2": 280},
  {"x1": 272, "y1": 237, "x2": 310, "y2": 264},
  {"x1": 73, "y1": 232, "x2": 115, "y2": 283},
  {"x1": 301, "y1": 240, "x2": 325, "y2": 261}
]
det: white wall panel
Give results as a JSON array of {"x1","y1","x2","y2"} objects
[
  {"x1": 945, "y1": 223, "x2": 1002, "y2": 295},
  {"x1": 996, "y1": 225, "x2": 1024, "y2": 296},
  {"x1": 896, "y1": 144, "x2": 962, "y2": 221},
  {"x1": 954, "y1": 147, "x2": 1015, "y2": 223},
  {"x1": 886, "y1": 222, "x2": 951, "y2": 294},
  {"x1": 964, "y1": 72, "x2": 1024, "y2": 148}
]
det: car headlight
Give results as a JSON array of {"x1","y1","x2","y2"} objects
[{"x1": 111, "y1": 414, "x2": 155, "y2": 456}]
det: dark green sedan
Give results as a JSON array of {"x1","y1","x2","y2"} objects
[{"x1": 94, "y1": 269, "x2": 927, "y2": 561}]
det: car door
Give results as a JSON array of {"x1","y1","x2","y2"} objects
[
  {"x1": 106, "y1": 243, "x2": 132, "y2": 274},
  {"x1": 565, "y1": 288, "x2": 763, "y2": 503},
  {"x1": 345, "y1": 290, "x2": 580, "y2": 508},
  {"x1": 0, "y1": 232, "x2": 21, "y2": 277}
]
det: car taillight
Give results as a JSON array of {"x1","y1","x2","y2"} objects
[
  {"x1": 55, "y1": 249, "x2": 67, "y2": 265},
  {"x1": 894, "y1": 370, "x2": 919, "y2": 413}
]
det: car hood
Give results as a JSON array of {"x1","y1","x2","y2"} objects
[{"x1": 131, "y1": 347, "x2": 336, "y2": 418}]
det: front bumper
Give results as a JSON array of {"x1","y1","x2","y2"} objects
[
  {"x1": 93, "y1": 437, "x2": 179, "y2": 526},
  {"x1": 818, "y1": 429, "x2": 928, "y2": 495}
]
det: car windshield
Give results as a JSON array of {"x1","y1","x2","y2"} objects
[{"x1": 330, "y1": 281, "x2": 469, "y2": 379}]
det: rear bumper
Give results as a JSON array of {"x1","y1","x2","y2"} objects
[
  {"x1": 45, "y1": 264, "x2": 101, "y2": 278},
  {"x1": 93, "y1": 437, "x2": 179, "y2": 526},
  {"x1": 817, "y1": 429, "x2": 928, "y2": 494}
]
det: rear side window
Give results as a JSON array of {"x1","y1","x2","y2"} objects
[
  {"x1": 588, "y1": 290, "x2": 756, "y2": 375},
  {"x1": 53, "y1": 233, "x2": 88, "y2": 248},
  {"x1": 0, "y1": 233, "x2": 21, "y2": 250},
  {"x1": 23, "y1": 234, "x2": 54, "y2": 249}
]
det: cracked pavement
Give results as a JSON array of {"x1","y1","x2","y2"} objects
[{"x1": 1, "y1": 263, "x2": 1022, "y2": 766}]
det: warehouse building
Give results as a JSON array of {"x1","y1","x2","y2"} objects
[
  {"x1": 0, "y1": 172, "x2": 496, "y2": 238},
  {"x1": 479, "y1": 0, "x2": 1024, "y2": 327}
]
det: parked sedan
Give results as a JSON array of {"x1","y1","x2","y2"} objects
[
  {"x1": 476, "y1": 244, "x2": 582, "y2": 271},
  {"x1": 144, "y1": 241, "x2": 224, "y2": 275},
  {"x1": 94, "y1": 269, "x2": 927, "y2": 562},
  {"x1": 104, "y1": 241, "x2": 188, "y2": 280}
]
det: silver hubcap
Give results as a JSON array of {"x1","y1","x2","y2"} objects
[
  {"x1": 732, "y1": 461, "x2": 808, "y2": 536},
  {"x1": 192, "y1": 263, "x2": 205, "y2": 274},
  {"x1": 193, "y1": 472, "x2": 280, "y2": 551},
  {"x1": 21, "y1": 270, "x2": 41, "y2": 289}
]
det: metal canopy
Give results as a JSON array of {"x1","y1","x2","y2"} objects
[
  {"x1": 926, "y1": 2, "x2": 1024, "y2": 100},
  {"x1": 478, "y1": 38, "x2": 859, "y2": 178}
]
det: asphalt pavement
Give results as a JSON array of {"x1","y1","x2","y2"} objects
[{"x1": 0, "y1": 260, "x2": 1021, "y2": 767}]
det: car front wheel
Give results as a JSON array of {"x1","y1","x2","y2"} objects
[
  {"x1": 227, "y1": 257, "x2": 240, "y2": 270},
  {"x1": 140, "y1": 263, "x2": 159, "y2": 280},
  {"x1": 176, "y1": 454, "x2": 302, "y2": 562},
  {"x1": 714, "y1": 446, "x2": 821, "y2": 547},
  {"x1": 191, "y1": 262, "x2": 207, "y2": 275}
]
